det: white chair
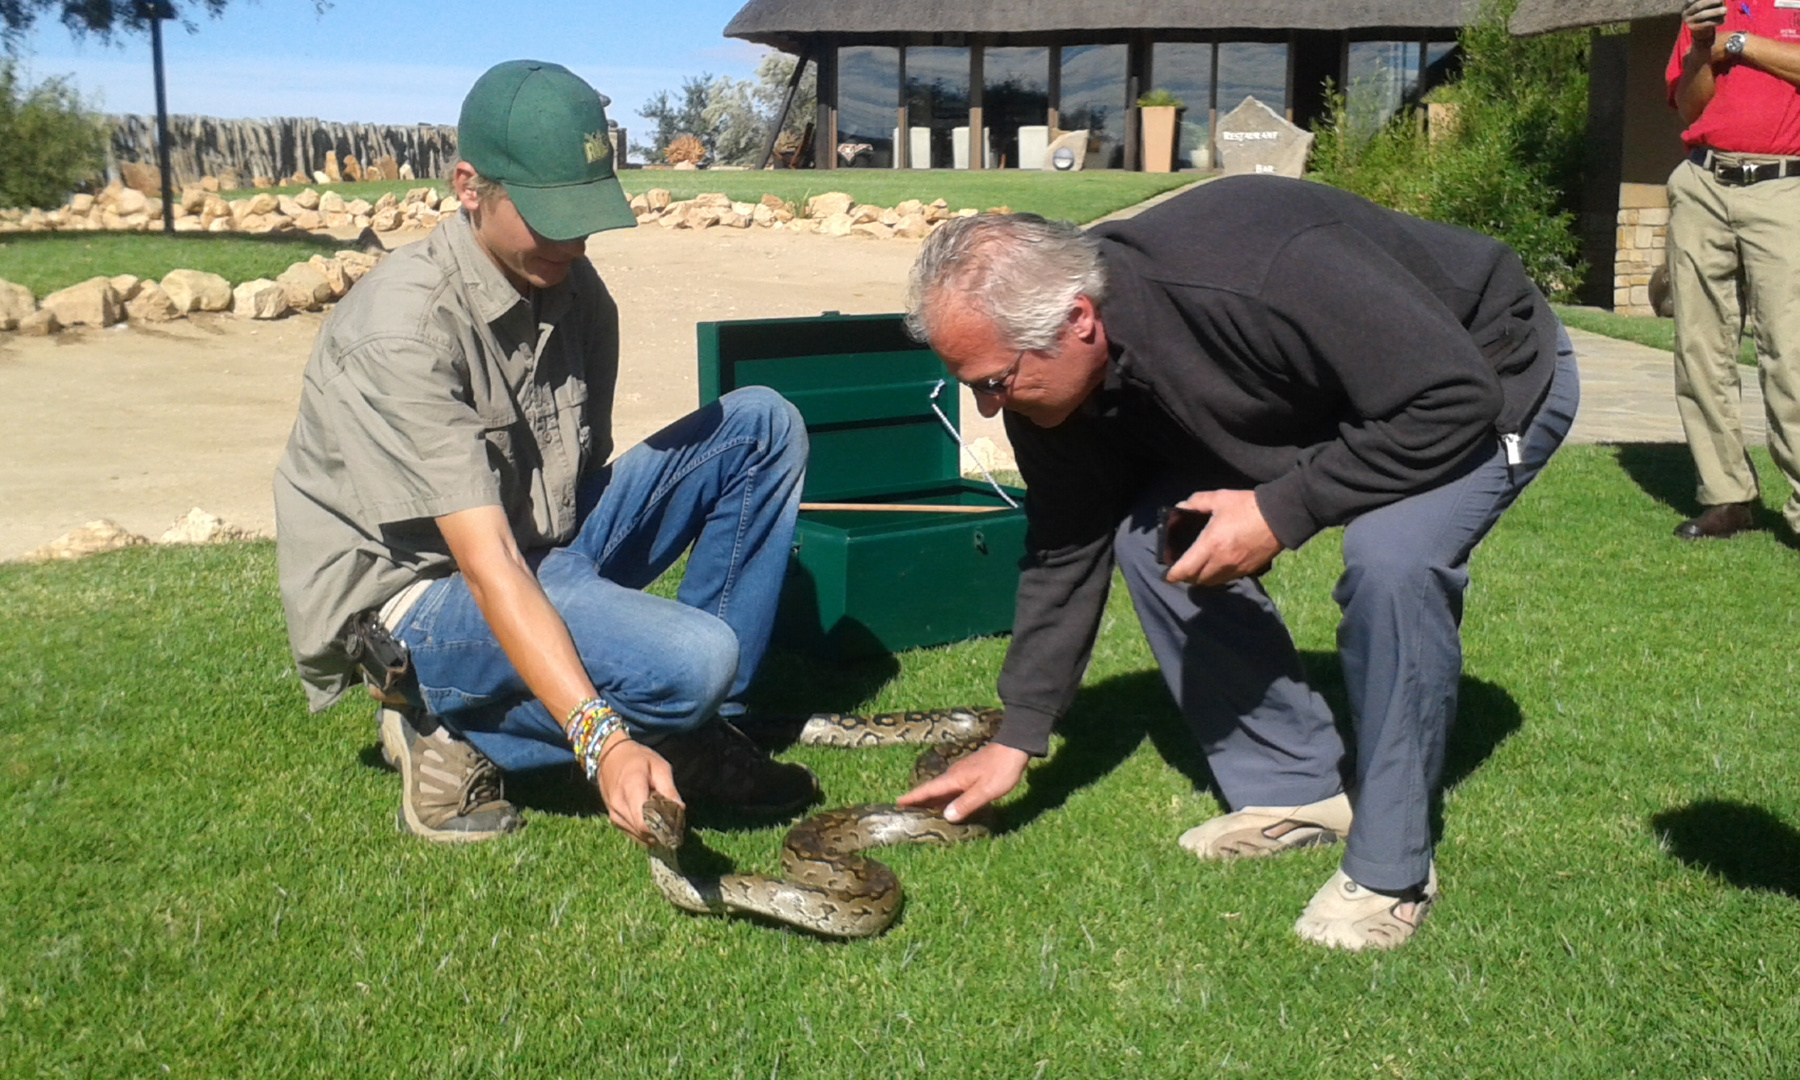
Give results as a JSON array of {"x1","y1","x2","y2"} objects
[{"x1": 1016, "y1": 125, "x2": 1049, "y2": 170}]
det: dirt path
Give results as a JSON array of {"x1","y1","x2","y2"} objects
[{"x1": 0, "y1": 225, "x2": 1010, "y2": 559}]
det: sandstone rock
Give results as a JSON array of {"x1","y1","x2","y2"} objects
[
  {"x1": 179, "y1": 187, "x2": 208, "y2": 214},
  {"x1": 819, "y1": 212, "x2": 855, "y2": 237},
  {"x1": 719, "y1": 210, "x2": 750, "y2": 229},
  {"x1": 398, "y1": 163, "x2": 415, "y2": 180},
  {"x1": 232, "y1": 278, "x2": 291, "y2": 319},
  {"x1": 895, "y1": 199, "x2": 923, "y2": 217},
  {"x1": 751, "y1": 202, "x2": 775, "y2": 227},
  {"x1": 308, "y1": 255, "x2": 349, "y2": 298},
  {"x1": 931, "y1": 198, "x2": 949, "y2": 208},
  {"x1": 807, "y1": 192, "x2": 854, "y2": 219},
  {"x1": 371, "y1": 207, "x2": 403, "y2": 232},
  {"x1": 159, "y1": 270, "x2": 231, "y2": 314},
  {"x1": 850, "y1": 204, "x2": 881, "y2": 225},
  {"x1": 19, "y1": 308, "x2": 60, "y2": 335},
  {"x1": 41, "y1": 277, "x2": 123, "y2": 327},
  {"x1": 173, "y1": 217, "x2": 205, "y2": 232},
  {"x1": 292, "y1": 209, "x2": 323, "y2": 231},
  {"x1": 437, "y1": 195, "x2": 459, "y2": 214},
  {"x1": 277, "y1": 263, "x2": 333, "y2": 311},
  {"x1": 319, "y1": 191, "x2": 347, "y2": 214},
  {"x1": 159, "y1": 507, "x2": 251, "y2": 545},
  {"x1": 345, "y1": 198, "x2": 373, "y2": 216},
  {"x1": 120, "y1": 161, "x2": 161, "y2": 194},
  {"x1": 372, "y1": 192, "x2": 396, "y2": 212},
  {"x1": 69, "y1": 193, "x2": 95, "y2": 214},
  {"x1": 109, "y1": 275, "x2": 142, "y2": 302},
  {"x1": 295, "y1": 187, "x2": 321, "y2": 211},
  {"x1": 245, "y1": 193, "x2": 278, "y2": 216},
  {"x1": 342, "y1": 155, "x2": 363, "y2": 182},
  {"x1": 334, "y1": 250, "x2": 380, "y2": 283},
  {"x1": 672, "y1": 160, "x2": 698, "y2": 170},
  {"x1": 693, "y1": 193, "x2": 732, "y2": 210},
  {"x1": 21, "y1": 520, "x2": 149, "y2": 562},
  {"x1": 628, "y1": 193, "x2": 648, "y2": 213},
  {"x1": 731, "y1": 201, "x2": 755, "y2": 218},
  {"x1": 251, "y1": 176, "x2": 274, "y2": 189},
  {"x1": 404, "y1": 186, "x2": 433, "y2": 205},
  {"x1": 126, "y1": 282, "x2": 180, "y2": 322},
  {"x1": 115, "y1": 187, "x2": 149, "y2": 216},
  {"x1": 417, "y1": 208, "x2": 441, "y2": 229},
  {"x1": 240, "y1": 214, "x2": 273, "y2": 234},
  {"x1": 121, "y1": 212, "x2": 151, "y2": 231},
  {"x1": 207, "y1": 218, "x2": 233, "y2": 233},
  {"x1": 956, "y1": 208, "x2": 979, "y2": 218},
  {"x1": 376, "y1": 157, "x2": 401, "y2": 182},
  {"x1": 201, "y1": 175, "x2": 220, "y2": 192},
  {"x1": 645, "y1": 188, "x2": 672, "y2": 211},
  {"x1": 312, "y1": 171, "x2": 330, "y2": 185},
  {"x1": 759, "y1": 193, "x2": 786, "y2": 211},
  {"x1": 895, "y1": 213, "x2": 931, "y2": 240},
  {"x1": 851, "y1": 221, "x2": 895, "y2": 240},
  {"x1": 323, "y1": 211, "x2": 352, "y2": 229},
  {"x1": 352, "y1": 214, "x2": 371, "y2": 229},
  {"x1": 0, "y1": 279, "x2": 34, "y2": 329},
  {"x1": 276, "y1": 195, "x2": 303, "y2": 218},
  {"x1": 324, "y1": 151, "x2": 342, "y2": 183},
  {"x1": 201, "y1": 195, "x2": 231, "y2": 222}
]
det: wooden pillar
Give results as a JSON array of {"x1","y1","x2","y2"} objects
[
  {"x1": 969, "y1": 44, "x2": 985, "y2": 170},
  {"x1": 1209, "y1": 37, "x2": 1219, "y2": 170},
  {"x1": 1047, "y1": 44, "x2": 1062, "y2": 134},
  {"x1": 1286, "y1": 31, "x2": 1298, "y2": 123},
  {"x1": 1125, "y1": 35, "x2": 1149, "y2": 170},
  {"x1": 816, "y1": 39, "x2": 838, "y2": 170},
  {"x1": 896, "y1": 46, "x2": 909, "y2": 169}
]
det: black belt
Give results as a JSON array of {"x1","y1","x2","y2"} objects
[{"x1": 1691, "y1": 148, "x2": 1800, "y2": 186}]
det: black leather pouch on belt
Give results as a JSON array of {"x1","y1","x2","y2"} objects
[{"x1": 342, "y1": 610, "x2": 413, "y2": 697}]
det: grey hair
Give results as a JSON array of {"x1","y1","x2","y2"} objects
[{"x1": 904, "y1": 213, "x2": 1108, "y2": 351}]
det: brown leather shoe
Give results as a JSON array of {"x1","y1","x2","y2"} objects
[{"x1": 1674, "y1": 501, "x2": 1757, "y2": 540}]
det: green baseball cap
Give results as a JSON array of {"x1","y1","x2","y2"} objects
[{"x1": 458, "y1": 60, "x2": 635, "y2": 241}]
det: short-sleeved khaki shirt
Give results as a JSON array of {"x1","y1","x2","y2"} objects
[{"x1": 275, "y1": 211, "x2": 619, "y2": 710}]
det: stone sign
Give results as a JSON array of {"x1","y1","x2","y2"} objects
[{"x1": 1214, "y1": 96, "x2": 1313, "y2": 179}]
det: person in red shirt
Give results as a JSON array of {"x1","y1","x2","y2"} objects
[{"x1": 1664, "y1": 0, "x2": 1800, "y2": 539}]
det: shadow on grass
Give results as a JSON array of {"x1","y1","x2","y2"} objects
[
  {"x1": 1000, "y1": 654, "x2": 1524, "y2": 840},
  {"x1": 1615, "y1": 442, "x2": 1701, "y2": 518},
  {"x1": 1651, "y1": 799, "x2": 1800, "y2": 897},
  {"x1": 0, "y1": 229, "x2": 347, "y2": 253}
]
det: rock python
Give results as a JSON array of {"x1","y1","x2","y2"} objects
[{"x1": 643, "y1": 707, "x2": 1000, "y2": 938}]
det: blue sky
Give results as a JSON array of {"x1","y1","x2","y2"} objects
[{"x1": 14, "y1": 0, "x2": 771, "y2": 140}]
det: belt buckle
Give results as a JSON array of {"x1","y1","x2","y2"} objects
[{"x1": 1716, "y1": 159, "x2": 1751, "y2": 186}]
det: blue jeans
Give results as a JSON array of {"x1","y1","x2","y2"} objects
[{"x1": 393, "y1": 387, "x2": 806, "y2": 772}]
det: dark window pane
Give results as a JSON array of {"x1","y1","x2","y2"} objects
[
  {"x1": 1059, "y1": 44, "x2": 1128, "y2": 169},
  {"x1": 838, "y1": 46, "x2": 900, "y2": 168},
  {"x1": 984, "y1": 47, "x2": 1049, "y2": 169},
  {"x1": 1152, "y1": 42, "x2": 1212, "y2": 169},
  {"x1": 1217, "y1": 41, "x2": 1288, "y2": 118},
  {"x1": 1346, "y1": 40, "x2": 1417, "y2": 137},
  {"x1": 906, "y1": 46, "x2": 971, "y2": 168}
]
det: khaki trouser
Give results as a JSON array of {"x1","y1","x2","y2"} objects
[{"x1": 1668, "y1": 157, "x2": 1800, "y2": 528}]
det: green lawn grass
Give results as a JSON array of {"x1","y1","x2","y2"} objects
[
  {"x1": 0, "y1": 232, "x2": 348, "y2": 298},
  {"x1": 1556, "y1": 303, "x2": 1758, "y2": 366},
  {"x1": 7, "y1": 446, "x2": 1800, "y2": 1077}
]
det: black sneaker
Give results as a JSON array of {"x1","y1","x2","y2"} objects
[
  {"x1": 642, "y1": 719, "x2": 820, "y2": 816},
  {"x1": 377, "y1": 708, "x2": 524, "y2": 842}
]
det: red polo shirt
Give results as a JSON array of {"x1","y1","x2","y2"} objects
[{"x1": 1666, "y1": 0, "x2": 1800, "y2": 155}]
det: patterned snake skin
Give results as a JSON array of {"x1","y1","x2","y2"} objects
[{"x1": 644, "y1": 707, "x2": 1001, "y2": 938}]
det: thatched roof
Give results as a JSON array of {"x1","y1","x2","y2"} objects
[
  {"x1": 726, "y1": 1, "x2": 1483, "y2": 52},
  {"x1": 1509, "y1": 0, "x2": 1669, "y2": 35}
]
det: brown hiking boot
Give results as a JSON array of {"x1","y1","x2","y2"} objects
[
  {"x1": 377, "y1": 708, "x2": 523, "y2": 842},
  {"x1": 643, "y1": 719, "x2": 820, "y2": 816}
]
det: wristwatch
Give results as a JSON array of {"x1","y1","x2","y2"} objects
[{"x1": 1725, "y1": 31, "x2": 1748, "y2": 57}]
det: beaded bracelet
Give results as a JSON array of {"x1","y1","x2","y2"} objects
[{"x1": 566, "y1": 698, "x2": 626, "y2": 783}]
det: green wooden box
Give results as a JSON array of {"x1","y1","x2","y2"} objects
[{"x1": 697, "y1": 312, "x2": 1026, "y2": 658}]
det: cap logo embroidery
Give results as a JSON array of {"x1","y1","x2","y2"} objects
[{"x1": 584, "y1": 131, "x2": 611, "y2": 165}]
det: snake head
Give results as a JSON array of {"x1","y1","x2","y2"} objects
[{"x1": 642, "y1": 792, "x2": 687, "y2": 854}]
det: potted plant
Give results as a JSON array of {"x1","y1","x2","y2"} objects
[{"x1": 1136, "y1": 89, "x2": 1184, "y2": 173}]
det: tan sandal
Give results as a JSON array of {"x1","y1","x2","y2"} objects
[
  {"x1": 1294, "y1": 864, "x2": 1438, "y2": 951},
  {"x1": 1177, "y1": 792, "x2": 1353, "y2": 860}
]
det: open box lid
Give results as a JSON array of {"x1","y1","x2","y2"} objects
[{"x1": 697, "y1": 312, "x2": 961, "y2": 502}]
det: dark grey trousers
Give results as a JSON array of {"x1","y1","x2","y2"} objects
[{"x1": 1116, "y1": 336, "x2": 1580, "y2": 892}]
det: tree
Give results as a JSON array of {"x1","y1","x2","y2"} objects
[
  {"x1": 2, "y1": 2, "x2": 236, "y2": 48},
  {"x1": 751, "y1": 51, "x2": 814, "y2": 140},
  {"x1": 0, "y1": 59, "x2": 108, "y2": 207},
  {"x1": 634, "y1": 51, "x2": 817, "y2": 167}
]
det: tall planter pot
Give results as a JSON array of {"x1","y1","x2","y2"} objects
[{"x1": 1139, "y1": 105, "x2": 1179, "y2": 173}]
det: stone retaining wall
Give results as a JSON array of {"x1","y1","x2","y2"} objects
[
  {"x1": 1614, "y1": 182, "x2": 1669, "y2": 317},
  {"x1": 108, "y1": 114, "x2": 461, "y2": 189}
]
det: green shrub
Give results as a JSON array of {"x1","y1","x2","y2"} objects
[
  {"x1": 1308, "y1": 0, "x2": 1590, "y2": 298},
  {"x1": 1136, "y1": 89, "x2": 1185, "y2": 109},
  {"x1": 0, "y1": 61, "x2": 109, "y2": 210}
]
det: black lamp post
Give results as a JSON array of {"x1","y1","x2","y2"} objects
[{"x1": 140, "y1": 0, "x2": 177, "y2": 233}]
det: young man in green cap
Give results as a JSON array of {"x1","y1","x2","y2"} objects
[{"x1": 275, "y1": 60, "x2": 817, "y2": 845}]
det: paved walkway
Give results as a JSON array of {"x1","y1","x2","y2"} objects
[{"x1": 1563, "y1": 326, "x2": 1765, "y2": 445}]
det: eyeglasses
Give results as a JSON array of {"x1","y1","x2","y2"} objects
[{"x1": 962, "y1": 349, "x2": 1025, "y2": 397}]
